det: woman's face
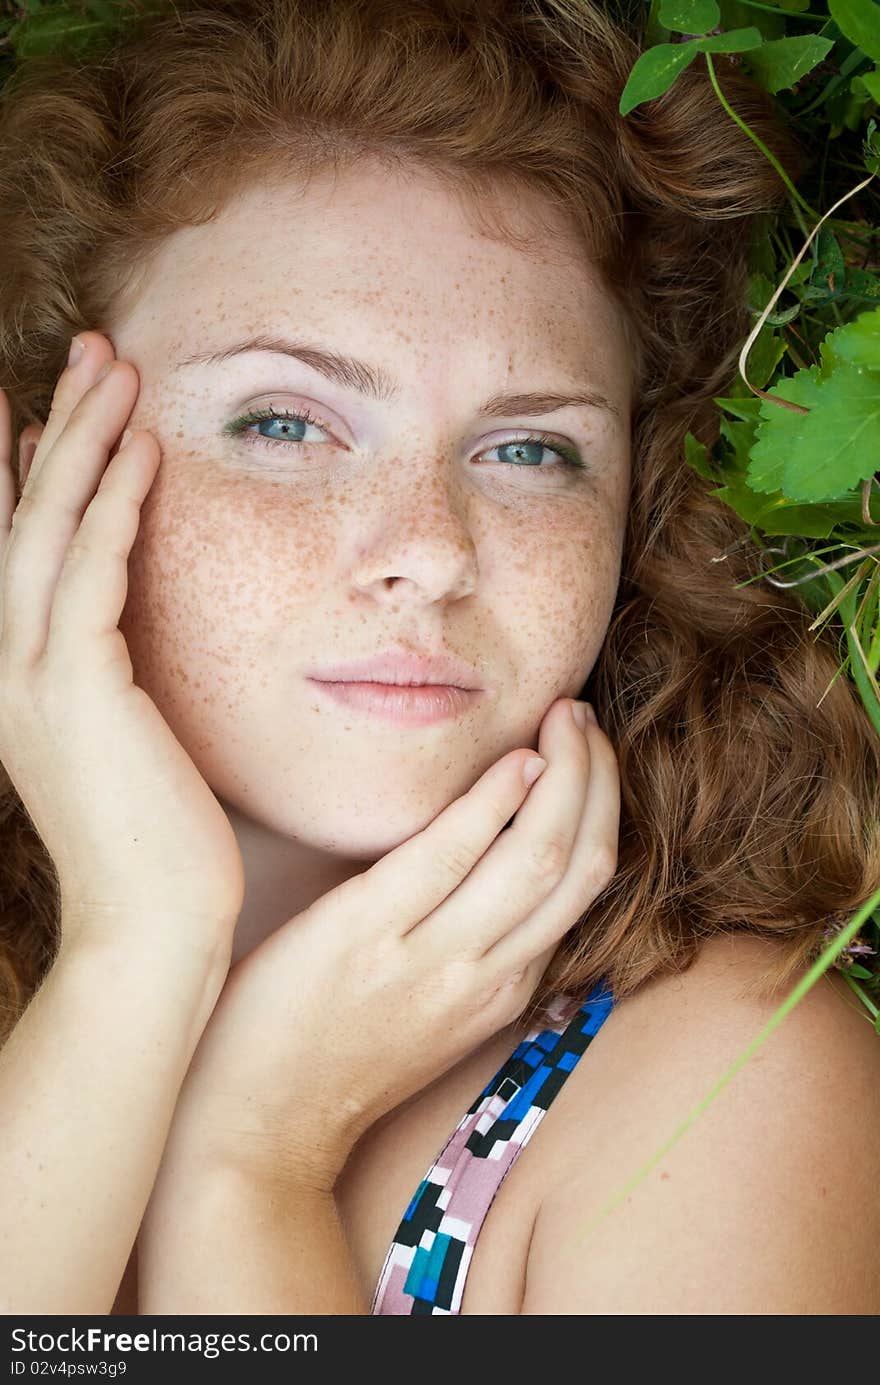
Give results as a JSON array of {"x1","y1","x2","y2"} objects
[{"x1": 110, "y1": 159, "x2": 632, "y2": 862}]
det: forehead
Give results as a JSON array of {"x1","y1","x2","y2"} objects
[{"x1": 117, "y1": 159, "x2": 634, "y2": 404}]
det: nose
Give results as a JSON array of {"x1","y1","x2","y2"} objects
[{"x1": 349, "y1": 463, "x2": 479, "y2": 606}]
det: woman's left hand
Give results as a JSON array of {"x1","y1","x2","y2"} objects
[{"x1": 160, "y1": 695, "x2": 619, "y2": 1194}]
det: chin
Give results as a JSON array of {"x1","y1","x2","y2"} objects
[{"x1": 296, "y1": 796, "x2": 461, "y2": 862}]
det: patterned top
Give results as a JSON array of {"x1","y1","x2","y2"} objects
[{"x1": 370, "y1": 978, "x2": 616, "y2": 1315}]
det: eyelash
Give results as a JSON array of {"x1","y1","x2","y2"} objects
[{"x1": 222, "y1": 404, "x2": 586, "y2": 472}]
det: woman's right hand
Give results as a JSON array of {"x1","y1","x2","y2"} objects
[{"x1": 0, "y1": 331, "x2": 245, "y2": 953}]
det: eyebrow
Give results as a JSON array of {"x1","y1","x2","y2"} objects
[{"x1": 171, "y1": 334, "x2": 621, "y2": 420}]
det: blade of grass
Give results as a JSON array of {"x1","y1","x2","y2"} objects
[{"x1": 561, "y1": 885, "x2": 880, "y2": 1259}]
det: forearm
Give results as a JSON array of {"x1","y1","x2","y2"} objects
[
  {"x1": 139, "y1": 1154, "x2": 368, "y2": 1314},
  {"x1": 0, "y1": 924, "x2": 229, "y2": 1314}
]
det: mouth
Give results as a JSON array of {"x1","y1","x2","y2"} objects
[{"x1": 308, "y1": 678, "x2": 483, "y2": 727}]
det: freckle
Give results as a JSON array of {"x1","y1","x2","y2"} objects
[
  {"x1": 819, "y1": 1186, "x2": 827, "y2": 1197},
  {"x1": 660, "y1": 1171, "x2": 670, "y2": 1181}
]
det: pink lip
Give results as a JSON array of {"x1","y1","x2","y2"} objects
[
  {"x1": 308, "y1": 647, "x2": 480, "y2": 690},
  {"x1": 308, "y1": 679, "x2": 482, "y2": 726}
]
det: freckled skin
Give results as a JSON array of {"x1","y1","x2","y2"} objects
[{"x1": 108, "y1": 160, "x2": 633, "y2": 962}]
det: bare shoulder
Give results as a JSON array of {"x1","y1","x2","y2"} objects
[{"x1": 522, "y1": 933, "x2": 880, "y2": 1314}]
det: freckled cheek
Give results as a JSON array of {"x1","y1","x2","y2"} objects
[
  {"x1": 119, "y1": 468, "x2": 333, "y2": 686},
  {"x1": 503, "y1": 520, "x2": 620, "y2": 698}
]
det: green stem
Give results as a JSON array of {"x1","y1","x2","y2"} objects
[
  {"x1": 563, "y1": 884, "x2": 880, "y2": 1256},
  {"x1": 843, "y1": 972, "x2": 879, "y2": 1020},
  {"x1": 703, "y1": 50, "x2": 819, "y2": 235}
]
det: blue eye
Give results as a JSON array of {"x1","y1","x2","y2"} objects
[
  {"x1": 223, "y1": 403, "x2": 330, "y2": 447},
  {"x1": 222, "y1": 404, "x2": 585, "y2": 472}
]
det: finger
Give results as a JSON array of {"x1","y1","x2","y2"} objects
[
  {"x1": 1, "y1": 362, "x2": 142, "y2": 666},
  {"x1": 484, "y1": 711, "x2": 620, "y2": 976},
  {"x1": 416, "y1": 696, "x2": 589, "y2": 956},
  {"x1": 19, "y1": 425, "x2": 43, "y2": 489},
  {"x1": 0, "y1": 390, "x2": 29, "y2": 643},
  {"x1": 47, "y1": 427, "x2": 159, "y2": 658},
  {"x1": 22, "y1": 333, "x2": 116, "y2": 495},
  {"x1": 0, "y1": 387, "x2": 14, "y2": 558},
  {"x1": 0, "y1": 422, "x2": 41, "y2": 646},
  {"x1": 330, "y1": 746, "x2": 550, "y2": 937}
]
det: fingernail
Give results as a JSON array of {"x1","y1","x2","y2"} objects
[
  {"x1": 584, "y1": 702, "x2": 598, "y2": 726},
  {"x1": 570, "y1": 699, "x2": 587, "y2": 731},
  {"x1": 522, "y1": 756, "x2": 547, "y2": 787},
  {"x1": 67, "y1": 336, "x2": 85, "y2": 368}
]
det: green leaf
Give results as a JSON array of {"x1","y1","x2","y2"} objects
[
  {"x1": 846, "y1": 962, "x2": 875, "y2": 978},
  {"x1": 748, "y1": 357, "x2": 880, "y2": 502},
  {"x1": 820, "y1": 303, "x2": 880, "y2": 371},
  {"x1": 853, "y1": 68, "x2": 880, "y2": 101},
  {"x1": 746, "y1": 270, "x2": 803, "y2": 326},
  {"x1": 657, "y1": 0, "x2": 720, "y2": 35},
  {"x1": 706, "y1": 468, "x2": 865, "y2": 536},
  {"x1": 7, "y1": 5, "x2": 115, "y2": 60},
  {"x1": 84, "y1": 0, "x2": 122, "y2": 21},
  {"x1": 746, "y1": 366, "x2": 823, "y2": 496},
  {"x1": 747, "y1": 321, "x2": 788, "y2": 389},
  {"x1": 683, "y1": 431, "x2": 718, "y2": 481},
  {"x1": 619, "y1": 41, "x2": 699, "y2": 115},
  {"x1": 714, "y1": 393, "x2": 765, "y2": 424},
  {"x1": 693, "y1": 26, "x2": 765, "y2": 53},
  {"x1": 740, "y1": 34, "x2": 836, "y2": 94},
  {"x1": 801, "y1": 225, "x2": 846, "y2": 305},
  {"x1": 842, "y1": 266, "x2": 880, "y2": 303},
  {"x1": 829, "y1": 0, "x2": 880, "y2": 63},
  {"x1": 864, "y1": 116, "x2": 880, "y2": 175},
  {"x1": 6, "y1": 0, "x2": 174, "y2": 63}
]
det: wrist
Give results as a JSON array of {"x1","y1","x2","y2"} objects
[
  {"x1": 159, "y1": 1084, "x2": 353, "y2": 1197},
  {"x1": 55, "y1": 919, "x2": 232, "y2": 1042},
  {"x1": 57, "y1": 907, "x2": 233, "y2": 980}
]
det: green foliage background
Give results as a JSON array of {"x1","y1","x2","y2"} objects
[{"x1": 2, "y1": 0, "x2": 880, "y2": 1030}]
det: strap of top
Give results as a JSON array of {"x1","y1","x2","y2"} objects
[{"x1": 371, "y1": 979, "x2": 615, "y2": 1315}]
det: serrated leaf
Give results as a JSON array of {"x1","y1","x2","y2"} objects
[
  {"x1": 747, "y1": 364, "x2": 823, "y2": 493},
  {"x1": 657, "y1": 0, "x2": 720, "y2": 35},
  {"x1": 829, "y1": 0, "x2": 880, "y2": 63},
  {"x1": 740, "y1": 34, "x2": 835, "y2": 94},
  {"x1": 819, "y1": 304, "x2": 880, "y2": 371},
  {"x1": 619, "y1": 41, "x2": 699, "y2": 115},
  {"x1": 750, "y1": 359, "x2": 880, "y2": 501}
]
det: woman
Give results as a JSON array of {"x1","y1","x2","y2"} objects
[{"x1": 0, "y1": 0, "x2": 878, "y2": 1315}]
